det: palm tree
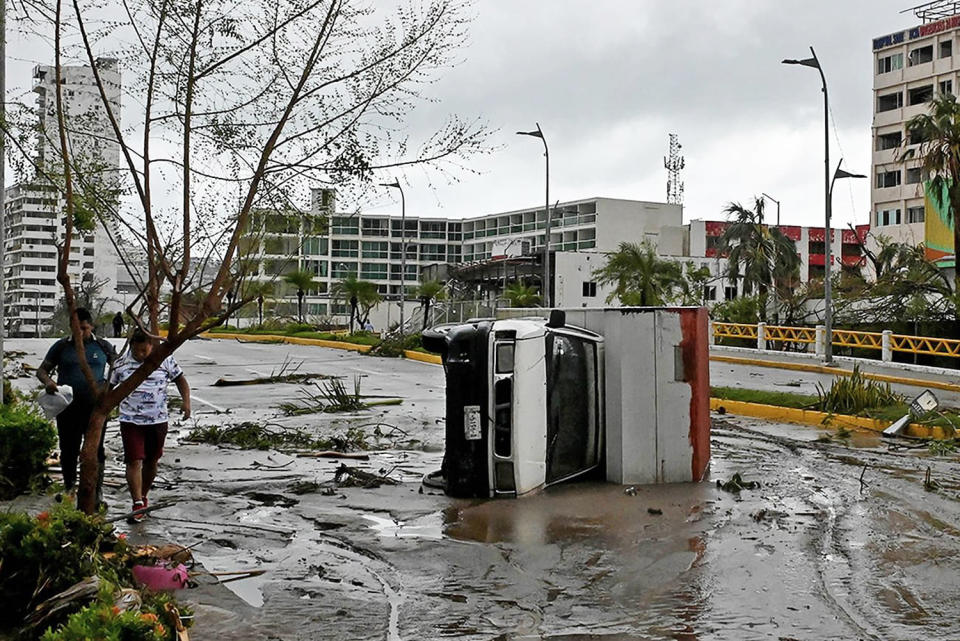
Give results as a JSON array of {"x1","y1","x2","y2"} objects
[
  {"x1": 593, "y1": 241, "x2": 683, "y2": 306},
  {"x1": 905, "y1": 92, "x2": 960, "y2": 296},
  {"x1": 282, "y1": 269, "x2": 318, "y2": 323},
  {"x1": 416, "y1": 280, "x2": 444, "y2": 332},
  {"x1": 503, "y1": 281, "x2": 541, "y2": 307},
  {"x1": 331, "y1": 275, "x2": 381, "y2": 332},
  {"x1": 241, "y1": 280, "x2": 275, "y2": 326},
  {"x1": 718, "y1": 197, "x2": 800, "y2": 319}
]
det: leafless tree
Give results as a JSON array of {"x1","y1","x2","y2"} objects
[{"x1": 6, "y1": 0, "x2": 489, "y2": 512}]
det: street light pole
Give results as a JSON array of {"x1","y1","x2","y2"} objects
[
  {"x1": 783, "y1": 47, "x2": 833, "y2": 363},
  {"x1": 380, "y1": 180, "x2": 406, "y2": 333},
  {"x1": 761, "y1": 192, "x2": 781, "y2": 324},
  {"x1": 517, "y1": 124, "x2": 550, "y2": 308}
]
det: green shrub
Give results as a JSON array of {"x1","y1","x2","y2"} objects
[
  {"x1": 40, "y1": 581, "x2": 168, "y2": 641},
  {"x1": 0, "y1": 504, "x2": 129, "y2": 631},
  {"x1": 370, "y1": 333, "x2": 421, "y2": 357},
  {"x1": 817, "y1": 365, "x2": 904, "y2": 415},
  {"x1": 0, "y1": 404, "x2": 57, "y2": 498}
]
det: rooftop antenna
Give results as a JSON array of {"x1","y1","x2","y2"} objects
[
  {"x1": 664, "y1": 133, "x2": 685, "y2": 205},
  {"x1": 901, "y1": 1, "x2": 960, "y2": 22}
]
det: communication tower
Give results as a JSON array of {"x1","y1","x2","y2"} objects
[{"x1": 664, "y1": 133, "x2": 685, "y2": 205}]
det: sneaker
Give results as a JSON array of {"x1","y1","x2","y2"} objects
[{"x1": 127, "y1": 500, "x2": 146, "y2": 524}]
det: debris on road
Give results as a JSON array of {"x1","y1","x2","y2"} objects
[{"x1": 716, "y1": 473, "x2": 760, "y2": 493}]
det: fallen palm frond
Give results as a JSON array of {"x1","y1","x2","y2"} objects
[
  {"x1": 278, "y1": 376, "x2": 403, "y2": 415},
  {"x1": 816, "y1": 365, "x2": 904, "y2": 415},
  {"x1": 184, "y1": 421, "x2": 369, "y2": 452},
  {"x1": 213, "y1": 356, "x2": 335, "y2": 386}
]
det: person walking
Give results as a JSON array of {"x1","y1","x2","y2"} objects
[
  {"x1": 112, "y1": 312, "x2": 124, "y2": 338},
  {"x1": 37, "y1": 307, "x2": 118, "y2": 505},
  {"x1": 109, "y1": 329, "x2": 191, "y2": 523}
]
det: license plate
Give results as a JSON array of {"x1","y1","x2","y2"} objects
[{"x1": 464, "y1": 405, "x2": 482, "y2": 440}]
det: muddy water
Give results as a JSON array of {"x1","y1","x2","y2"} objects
[{"x1": 7, "y1": 339, "x2": 960, "y2": 639}]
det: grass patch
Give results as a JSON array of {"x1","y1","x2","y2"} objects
[{"x1": 711, "y1": 386, "x2": 818, "y2": 410}]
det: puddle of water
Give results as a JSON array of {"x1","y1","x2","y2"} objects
[{"x1": 363, "y1": 512, "x2": 444, "y2": 539}]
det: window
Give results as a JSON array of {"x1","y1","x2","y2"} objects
[
  {"x1": 876, "y1": 170, "x2": 901, "y2": 188},
  {"x1": 361, "y1": 218, "x2": 389, "y2": 237},
  {"x1": 942, "y1": 40, "x2": 953, "y2": 58},
  {"x1": 331, "y1": 216, "x2": 359, "y2": 235},
  {"x1": 909, "y1": 128, "x2": 928, "y2": 145},
  {"x1": 582, "y1": 281, "x2": 597, "y2": 297},
  {"x1": 361, "y1": 241, "x2": 388, "y2": 259},
  {"x1": 544, "y1": 333, "x2": 600, "y2": 484},
  {"x1": 420, "y1": 243, "x2": 446, "y2": 262},
  {"x1": 420, "y1": 221, "x2": 446, "y2": 239},
  {"x1": 331, "y1": 262, "x2": 357, "y2": 278},
  {"x1": 942, "y1": 79, "x2": 954, "y2": 96},
  {"x1": 906, "y1": 167, "x2": 923, "y2": 184},
  {"x1": 909, "y1": 44, "x2": 934, "y2": 66},
  {"x1": 908, "y1": 84, "x2": 933, "y2": 106},
  {"x1": 724, "y1": 286, "x2": 737, "y2": 301},
  {"x1": 877, "y1": 52, "x2": 904, "y2": 74},
  {"x1": 331, "y1": 239, "x2": 358, "y2": 257},
  {"x1": 303, "y1": 237, "x2": 328, "y2": 255},
  {"x1": 878, "y1": 91, "x2": 903, "y2": 112},
  {"x1": 703, "y1": 285, "x2": 717, "y2": 302},
  {"x1": 391, "y1": 219, "x2": 418, "y2": 237},
  {"x1": 907, "y1": 205, "x2": 925, "y2": 223},
  {"x1": 876, "y1": 131, "x2": 902, "y2": 151},
  {"x1": 876, "y1": 208, "x2": 901, "y2": 226},
  {"x1": 360, "y1": 262, "x2": 388, "y2": 279},
  {"x1": 808, "y1": 241, "x2": 826, "y2": 254}
]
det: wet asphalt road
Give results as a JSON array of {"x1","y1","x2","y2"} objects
[{"x1": 6, "y1": 338, "x2": 960, "y2": 640}]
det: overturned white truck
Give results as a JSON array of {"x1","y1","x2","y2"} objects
[{"x1": 422, "y1": 307, "x2": 711, "y2": 498}]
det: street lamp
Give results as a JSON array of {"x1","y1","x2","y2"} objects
[
  {"x1": 379, "y1": 180, "x2": 406, "y2": 333},
  {"x1": 761, "y1": 193, "x2": 781, "y2": 324},
  {"x1": 517, "y1": 123, "x2": 551, "y2": 308},
  {"x1": 783, "y1": 47, "x2": 834, "y2": 363}
]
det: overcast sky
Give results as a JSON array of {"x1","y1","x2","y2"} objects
[
  {"x1": 5, "y1": 0, "x2": 930, "y2": 229},
  {"x1": 364, "y1": 0, "x2": 921, "y2": 228}
]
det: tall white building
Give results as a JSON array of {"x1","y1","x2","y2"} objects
[
  {"x1": 871, "y1": 3, "x2": 960, "y2": 259},
  {"x1": 3, "y1": 60, "x2": 122, "y2": 336}
]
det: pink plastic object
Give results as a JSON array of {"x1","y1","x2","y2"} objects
[{"x1": 132, "y1": 562, "x2": 189, "y2": 591}]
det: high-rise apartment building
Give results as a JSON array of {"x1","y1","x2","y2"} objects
[
  {"x1": 872, "y1": 3, "x2": 960, "y2": 261},
  {"x1": 3, "y1": 60, "x2": 122, "y2": 336}
]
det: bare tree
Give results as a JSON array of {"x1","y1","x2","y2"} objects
[{"x1": 7, "y1": 0, "x2": 489, "y2": 513}]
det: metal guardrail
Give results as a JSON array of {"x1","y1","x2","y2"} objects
[{"x1": 711, "y1": 321, "x2": 960, "y2": 362}]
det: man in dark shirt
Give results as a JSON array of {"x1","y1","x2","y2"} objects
[{"x1": 37, "y1": 308, "x2": 117, "y2": 504}]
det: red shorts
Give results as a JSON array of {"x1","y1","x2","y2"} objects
[{"x1": 120, "y1": 422, "x2": 169, "y2": 463}]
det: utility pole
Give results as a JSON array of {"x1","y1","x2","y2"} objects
[
  {"x1": 664, "y1": 133, "x2": 685, "y2": 205},
  {"x1": 1, "y1": 0, "x2": 7, "y2": 404}
]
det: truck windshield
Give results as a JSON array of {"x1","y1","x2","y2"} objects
[{"x1": 544, "y1": 332, "x2": 599, "y2": 484}]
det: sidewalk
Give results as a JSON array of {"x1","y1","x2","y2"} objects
[{"x1": 712, "y1": 345, "x2": 960, "y2": 395}]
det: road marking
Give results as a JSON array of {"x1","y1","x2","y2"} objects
[{"x1": 191, "y1": 393, "x2": 226, "y2": 413}]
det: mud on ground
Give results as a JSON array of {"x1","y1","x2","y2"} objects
[{"x1": 6, "y1": 339, "x2": 960, "y2": 640}]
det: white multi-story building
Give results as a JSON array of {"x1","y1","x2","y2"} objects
[
  {"x1": 871, "y1": 3, "x2": 960, "y2": 257},
  {"x1": 3, "y1": 60, "x2": 123, "y2": 335},
  {"x1": 244, "y1": 191, "x2": 682, "y2": 328}
]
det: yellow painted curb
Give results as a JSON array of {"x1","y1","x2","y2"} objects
[
  {"x1": 709, "y1": 397, "x2": 948, "y2": 439},
  {"x1": 200, "y1": 331, "x2": 373, "y2": 353},
  {"x1": 404, "y1": 350, "x2": 442, "y2": 364},
  {"x1": 710, "y1": 354, "x2": 960, "y2": 394}
]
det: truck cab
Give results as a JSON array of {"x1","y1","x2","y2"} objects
[{"x1": 424, "y1": 312, "x2": 604, "y2": 498}]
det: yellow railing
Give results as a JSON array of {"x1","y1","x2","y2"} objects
[
  {"x1": 890, "y1": 333, "x2": 960, "y2": 358},
  {"x1": 711, "y1": 321, "x2": 960, "y2": 362},
  {"x1": 833, "y1": 329, "x2": 883, "y2": 351},
  {"x1": 763, "y1": 325, "x2": 817, "y2": 345},
  {"x1": 712, "y1": 322, "x2": 758, "y2": 341}
]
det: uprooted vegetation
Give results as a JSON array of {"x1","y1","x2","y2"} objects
[
  {"x1": 185, "y1": 421, "x2": 369, "y2": 452},
  {"x1": 278, "y1": 376, "x2": 402, "y2": 416},
  {"x1": 0, "y1": 504, "x2": 192, "y2": 640},
  {"x1": 213, "y1": 357, "x2": 335, "y2": 387}
]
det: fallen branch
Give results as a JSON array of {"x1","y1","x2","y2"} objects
[{"x1": 297, "y1": 451, "x2": 370, "y2": 460}]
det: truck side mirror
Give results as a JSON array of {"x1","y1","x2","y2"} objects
[{"x1": 546, "y1": 309, "x2": 566, "y2": 328}]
